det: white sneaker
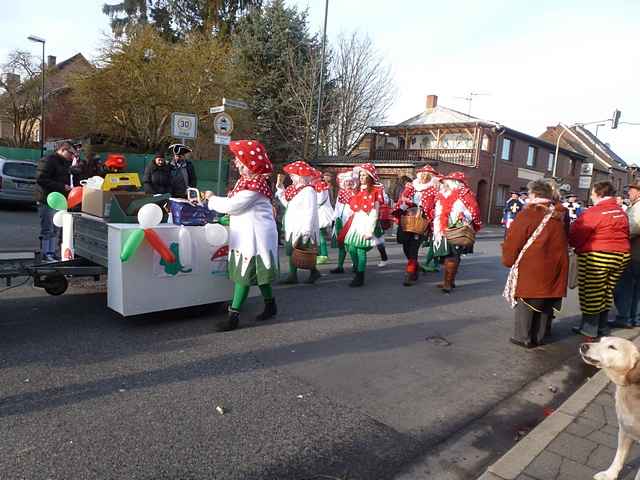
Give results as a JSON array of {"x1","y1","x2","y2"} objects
[{"x1": 377, "y1": 261, "x2": 387, "y2": 268}]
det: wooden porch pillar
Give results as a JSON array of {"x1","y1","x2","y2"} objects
[{"x1": 369, "y1": 133, "x2": 377, "y2": 161}]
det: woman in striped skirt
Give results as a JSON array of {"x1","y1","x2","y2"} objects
[{"x1": 569, "y1": 181, "x2": 631, "y2": 338}]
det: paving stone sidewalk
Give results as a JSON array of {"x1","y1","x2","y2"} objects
[{"x1": 479, "y1": 332, "x2": 640, "y2": 480}]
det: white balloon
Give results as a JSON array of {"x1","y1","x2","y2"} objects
[
  {"x1": 137, "y1": 203, "x2": 163, "y2": 229},
  {"x1": 204, "y1": 223, "x2": 228, "y2": 246},
  {"x1": 53, "y1": 210, "x2": 66, "y2": 228},
  {"x1": 178, "y1": 226, "x2": 193, "y2": 269}
]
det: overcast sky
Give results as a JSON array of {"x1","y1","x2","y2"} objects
[{"x1": 2, "y1": 0, "x2": 638, "y2": 164}]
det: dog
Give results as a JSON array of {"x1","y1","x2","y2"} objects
[{"x1": 580, "y1": 337, "x2": 640, "y2": 480}]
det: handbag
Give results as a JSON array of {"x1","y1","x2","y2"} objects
[
  {"x1": 568, "y1": 248, "x2": 578, "y2": 289},
  {"x1": 169, "y1": 199, "x2": 219, "y2": 226},
  {"x1": 445, "y1": 224, "x2": 476, "y2": 248}
]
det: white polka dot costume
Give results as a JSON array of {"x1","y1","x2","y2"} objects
[{"x1": 207, "y1": 140, "x2": 278, "y2": 286}]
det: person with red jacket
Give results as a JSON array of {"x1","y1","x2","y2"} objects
[{"x1": 569, "y1": 181, "x2": 631, "y2": 338}]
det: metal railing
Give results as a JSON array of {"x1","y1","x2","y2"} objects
[{"x1": 314, "y1": 148, "x2": 476, "y2": 167}]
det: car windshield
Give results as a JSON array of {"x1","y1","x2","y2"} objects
[{"x1": 3, "y1": 162, "x2": 37, "y2": 179}]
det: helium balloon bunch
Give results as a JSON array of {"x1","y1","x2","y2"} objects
[{"x1": 120, "y1": 204, "x2": 176, "y2": 264}]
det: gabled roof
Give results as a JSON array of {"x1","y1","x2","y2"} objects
[
  {"x1": 396, "y1": 105, "x2": 498, "y2": 127},
  {"x1": 541, "y1": 125, "x2": 627, "y2": 172}
]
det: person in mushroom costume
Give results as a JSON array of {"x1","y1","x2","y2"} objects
[
  {"x1": 395, "y1": 164, "x2": 440, "y2": 286},
  {"x1": 275, "y1": 160, "x2": 321, "y2": 284},
  {"x1": 313, "y1": 170, "x2": 334, "y2": 265},
  {"x1": 205, "y1": 140, "x2": 279, "y2": 332},
  {"x1": 330, "y1": 171, "x2": 357, "y2": 274},
  {"x1": 432, "y1": 171, "x2": 482, "y2": 293},
  {"x1": 342, "y1": 163, "x2": 385, "y2": 287}
]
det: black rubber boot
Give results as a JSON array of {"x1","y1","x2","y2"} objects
[
  {"x1": 216, "y1": 308, "x2": 240, "y2": 332},
  {"x1": 330, "y1": 266, "x2": 344, "y2": 274},
  {"x1": 306, "y1": 269, "x2": 321, "y2": 284},
  {"x1": 403, "y1": 272, "x2": 417, "y2": 286},
  {"x1": 599, "y1": 310, "x2": 611, "y2": 336},
  {"x1": 256, "y1": 298, "x2": 277, "y2": 322},
  {"x1": 349, "y1": 271, "x2": 365, "y2": 287}
]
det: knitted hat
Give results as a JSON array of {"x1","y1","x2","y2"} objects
[
  {"x1": 354, "y1": 163, "x2": 379, "y2": 182},
  {"x1": 229, "y1": 140, "x2": 273, "y2": 175},
  {"x1": 283, "y1": 160, "x2": 317, "y2": 177}
]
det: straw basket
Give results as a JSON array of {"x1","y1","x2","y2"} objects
[
  {"x1": 445, "y1": 225, "x2": 476, "y2": 248},
  {"x1": 401, "y1": 208, "x2": 429, "y2": 235},
  {"x1": 292, "y1": 246, "x2": 317, "y2": 270}
]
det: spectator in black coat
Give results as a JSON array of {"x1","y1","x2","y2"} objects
[
  {"x1": 70, "y1": 152, "x2": 104, "y2": 187},
  {"x1": 168, "y1": 143, "x2": 197, "y2": 198},
  {"x1": 143, "y1": 153, "x2": 173, "y2": 194},
  {"x1": 35, "y1": 142, "x2": 75, "y2": 261}
]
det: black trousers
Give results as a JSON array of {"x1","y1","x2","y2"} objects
[
  {"x1": 397, "y1": 225, "x2": 423, "y2": 261},
  {"x1": 514, "y1": 298, "x2": 560, "y2": 345}
]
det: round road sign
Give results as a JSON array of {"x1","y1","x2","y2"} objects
[{"x1": 214, "y1": 113, "x2": 234, "y2": 135}]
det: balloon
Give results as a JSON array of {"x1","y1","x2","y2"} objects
[
  {"x1": 204, "y1": 223, "x2": 228, "y2": 246},
  {"x1": 178, "y1": 226, "x2": 193, "y2": 269},
  {"x1": 47, "y1": 192, "x2": 68, "y2": 211},
  {"x1": 144, "y1": 229, "x2": 176, "y2": 264},
  {"x1": 120, "y1": 228, "x2": 145, "y2": 262},
  {"x1": 67, "y1": 186, "x2": 83, "y2": 208},
  {"x1": 137, "y1": 203, "x2": 163, "y2": 229},
  {"x1": 53, "y1": 210, "x2": 66, "y2": 228}
]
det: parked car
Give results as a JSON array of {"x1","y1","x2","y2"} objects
[{"x1": 0, "y1": 159, "x2": 37, "y2": 204}]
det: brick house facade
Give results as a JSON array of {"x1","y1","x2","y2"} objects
[{"x1": 314, "y1": 95, "x2": 587, "y2": 224}]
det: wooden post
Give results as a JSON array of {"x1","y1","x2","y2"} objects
[{"x1": 369, "y1": 133, "x2": 377, "y2": 161}]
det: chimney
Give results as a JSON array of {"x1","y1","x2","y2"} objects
[
  {"x1": 5, "y1": 73, "x2": 20, "y2": 90},
  {"x1": 47, "y1": 55, "x2": 56, "y2": 68},
  {"x1": 426, "y1": 94, "x2": 438, "y2": 111}
]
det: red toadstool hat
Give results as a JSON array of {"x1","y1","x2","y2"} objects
[
  {"x1": 229, "y1": 140, "x2": 273, "y2": 175},
  {"x1": 442, "y1": 171, "x2": 469, "y2": 186},
  {"x1": 354, "y1": 163, "x2": 379, "y2": 182},
  {"x1": 283, "y1": 160, "x2": 317, "y2": 177},
  {"x1": 416, "y1": 164, "x2": 439, "y2": 175}
]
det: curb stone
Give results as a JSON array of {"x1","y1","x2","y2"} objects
[{"x1": 479, "y1": 329, "x2": 639, "y2": 480}]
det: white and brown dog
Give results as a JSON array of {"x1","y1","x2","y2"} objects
[{"x1": 580, "y1": 337, "x2": 640, "y2": 480}]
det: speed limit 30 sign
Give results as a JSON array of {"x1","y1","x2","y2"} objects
[{"x1": 171, "y1": 112, "x2": 198, "y2": 140}]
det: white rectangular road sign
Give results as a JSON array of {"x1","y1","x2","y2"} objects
[
  {"x1": 171, "y1": 112, "x2": 198, "y2": 139},
  {"x1": 223, "y1": 98, "x2": 249, "y2": 110},
  {"x1": 579, "y1": 176, "x2": 592, "y2": 189},
  {"x1": 215, "y1": 134, "x2": 231, "y2": 145},
  {"x1": 209, "y1": 105, "x2": 225, "y2": 114},
  {"x1": 580, "y1": 163, "x2": 594, "y2": 176}
]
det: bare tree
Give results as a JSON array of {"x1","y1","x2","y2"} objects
[
  {"x1": 0, "y1": 50, "x2": 42, "y2": 147},
  {"x1": 326, "y1": 32, "x2": 395, "y2": 156}
]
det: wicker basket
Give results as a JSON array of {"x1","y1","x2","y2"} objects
[
  {"x1": 445, "y1": 225, "x2": 476, "y2": 248},
  {"x1": 401, "y1": 208, "x2": 429, "y2": 235},
  {"x1": 292, "y1": 246, "x2": 317, "y2": 270}
]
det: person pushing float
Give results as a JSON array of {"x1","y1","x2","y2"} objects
[{"x1": 206, "y1": 140, "x2": 279, "y2": 332}]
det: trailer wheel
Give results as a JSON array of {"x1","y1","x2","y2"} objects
[{"x1": 43, "y1": 275, "x2": 69, "y2": 296}]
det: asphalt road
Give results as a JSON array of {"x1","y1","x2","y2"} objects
[
  {"x1": 0, "y1": 223, "x2": 595, "y2": 480},
  {"x1": 0, "y1": 202, "x2": 40, "y2": 250}
]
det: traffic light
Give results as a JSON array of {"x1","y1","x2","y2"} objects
[{"x1": 612, "y1": 109, "x2": 621, "y2": 129}]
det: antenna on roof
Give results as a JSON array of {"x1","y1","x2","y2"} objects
[{"x1": 454, "y1": 92, "x2": 490, "y2": 115}]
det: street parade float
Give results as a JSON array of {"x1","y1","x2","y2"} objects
[{"x1": 0, "y1": 157, "x2": 236, "y2": 317}]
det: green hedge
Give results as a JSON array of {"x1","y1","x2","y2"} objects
[{"x1": 0, "y1": 147, "x2": 228, "y2": 192}]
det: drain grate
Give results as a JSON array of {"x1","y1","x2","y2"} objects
[{"x1": 425, "y1": 335, "x2": 452, "y2": 347}]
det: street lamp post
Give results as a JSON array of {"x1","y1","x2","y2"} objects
[
  {"x1": 28, "y1": 35, "x2": 46, "y2": 158},
  {"x1": 313, "y1": 0, "x2": 329, "y2": 160}
]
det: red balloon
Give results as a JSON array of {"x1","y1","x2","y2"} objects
[
  {"x1": 68, "y1": 186, "x2": 83, "y2": 208},
  {"x1": 144, "y1": 229, "x2": 176, "y2": 264}
]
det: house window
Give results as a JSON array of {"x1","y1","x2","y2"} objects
[
  {"x1": 441, "y1": 133, "x2": 473, "y2": 149},
  {"x1": 496, "y1": 185, "x2": 509, "y2": 208},
  {"x1": 481, "y1": 134, "x2": 490, "y2": 151},
  {"x1": 410, "y1": 133, "x2": 437, "y2": 149},
  {"x1": 501, "y1": 138, "x2": 512, "y2": 161},
  {"x1": 527, "y1": 146, "x2": 537, "y2": 168},
  {"x1": 547, "y1": 153, "x2": 554, "y2": 172}
]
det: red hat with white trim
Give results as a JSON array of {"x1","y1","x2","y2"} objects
[
  {"x1": 229, "y1": 140, "x2": 273, "y2": 175},
  {"x1": 354, "y1": 162, "x2": 379, "y2": 182},
  {"x1": 283, "y1": 160, "x2": 317, "y2": 177},
  {"x1": 442, "y1": 171, "x2": 469, "y2": 186}
]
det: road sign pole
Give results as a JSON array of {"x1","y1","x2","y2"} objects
[{"x1": 217, "y1": 144, "x2": 223, "y2": 195}]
